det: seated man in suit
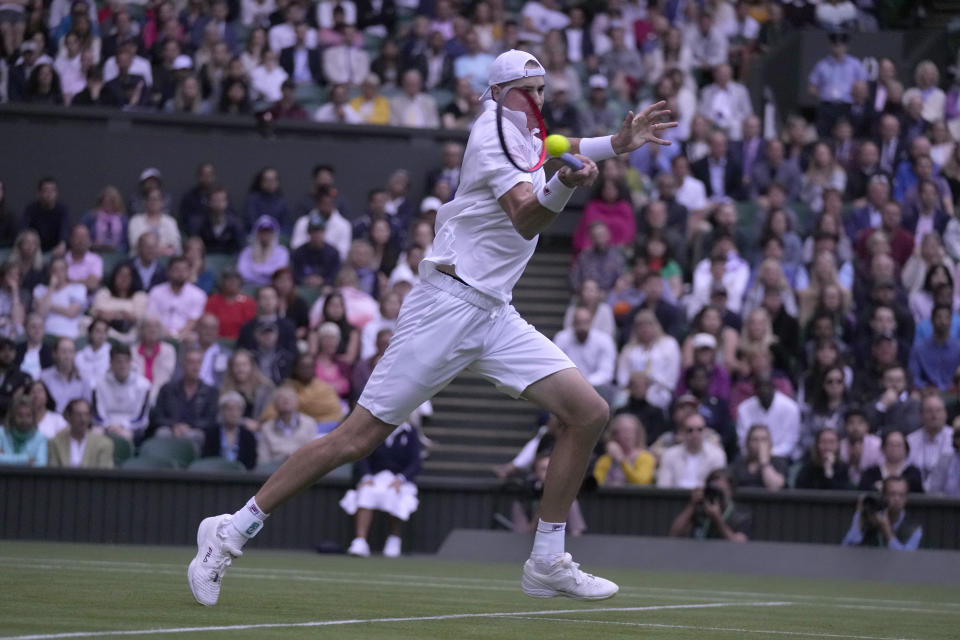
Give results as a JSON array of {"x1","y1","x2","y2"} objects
[
  {"x1": 48, "y1": 398, "x2": 115, "y2": 469},
  {"x1": 750, "y1": 138, "x2": 801, "y2": 200},
  {"x1": 691, "y1": 131, "x2": 745, "y2": 201},
  {"x1": 280, "y1": 23, "x2": 323, "y2": 86}
]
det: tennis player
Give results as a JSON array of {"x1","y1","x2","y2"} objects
[{"x1": 189, "y1": 49, "x2": 677, "y2": 604}]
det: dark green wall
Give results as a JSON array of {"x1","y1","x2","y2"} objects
[{"x1": 2, "y1": 467, "x2": 958, "y2": 551}]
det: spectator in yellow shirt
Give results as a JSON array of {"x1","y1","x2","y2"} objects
[
  {"x1": 592, "y1": 414, "x2": 656, "y2": 486},
  {"x1": 349, "y1": 73, "x2": 390, "y2": 125}
]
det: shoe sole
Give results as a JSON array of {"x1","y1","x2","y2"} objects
[
  {"x1": 188, "y1": 516, "x2": 220, "y2": 606},
  {"x1": 521, "y1": 573, "x2": 619, "y2": 601}
]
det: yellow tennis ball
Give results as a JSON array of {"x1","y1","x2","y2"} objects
[{"x1": 545, "y1": 134, "x2": 570, "y2": 157}]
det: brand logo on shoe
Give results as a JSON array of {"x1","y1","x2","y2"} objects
[
  {"x1": 203, "y1": 546, "x2": 213, "y2": 563},
  {"x1": 248, "y1": 504, "x2": 261, "y2": 516},
  {"x1": 246, "y1": 522, "x2": 260, "y2": 535},
  {"x1": 210, "y1": 571, "x2": 219, "y2": 583}
]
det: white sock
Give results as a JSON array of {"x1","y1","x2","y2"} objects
[
  {"x1": 531, "y1": 519, "x2": 566, "y2": 561},
  {"x1": 230, "y1": 496, "x2": 269, "y2": 540}
]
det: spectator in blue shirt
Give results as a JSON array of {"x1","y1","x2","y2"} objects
[
  {"x1": 807, "y1": 32, "x2": 866, "y2": 137},
  {"x1": 292, "y1": 214, "x2": 341, "y2": 287},
  {"x1": 913, "y1": 284, "x2": 960, "y2": 345},
  {"x1": 909, "y1": 305, "x2": 960, "y2": 392},
  {"x1": 842, "y1": 476, "x2": 922, "y2": 550},
  {"x1": 453, "y1": 30, "x2": 494, "y2": 94}
]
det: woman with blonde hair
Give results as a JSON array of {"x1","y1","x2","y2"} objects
[
  {"x1": 732, "y1": 308, "x2": 778, "y2": 378},
  {"x1": 800, "y1": 142, "x2": 847, "y2": 212},
  {"x1": 903, "y1": 60, "x2": 945, "y2": 124},
  {"x1": 798, "y1": 250, "x2": 851, "y2": 325},
  {"x1": 742, "y1": 258, "x2": 798, "y2": 318},
  {"x1": 616, "y1": 309, "x2": 681, "y2": 409},
  {"x1": 220, "y1": 348, "x2": 275, "y2": 432},
  {"x1": 8, "y1": 229, "x2": 45, "y2": 290},
  {"x1": 80, "y1": 185, "x2": 128, "y2": 253},
  {"x1": 593, "y1": 414, "x2": 655, "y2": 487}
]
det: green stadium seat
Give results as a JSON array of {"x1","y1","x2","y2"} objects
[
  {"x1": 430, "y1": 88, "x2": 454, "y2": 111},
  {"x1": 295, "y1": 84, "x2": 327, "y2": 105},
  {"x1": 138, "y1": 437, "x2": 197, "y2": 469},
  {"x1": 99, "y1": 251, "x2": 127, "y2": 277},
  {"x1": 205, "y1": 253, "x2": 235, "y2": 279},
  {"x1": 188, "y1": 457, "x2": 247, "y2": 472},
  {"x1": 108, "y1": 434, "x2": 133, "y2": 467},
  {"x1": 253, "y1": 459, "x2": 284, "y2": 476},
  {"x1": 296, "y1": 285, "x2": 325, "y2": 307},
  {"x1": 326, "y1": 463, "x2": 352, "y2": 479},
  {"x1": 121, "y1": 456, "x2": 177, "y2": 470}
]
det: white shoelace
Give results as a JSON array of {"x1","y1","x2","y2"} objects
[{"x1": 554, "y1": 553, "x2": 597, "y2": 585}]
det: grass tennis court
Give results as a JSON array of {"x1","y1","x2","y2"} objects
[{"x1": 1, "y1": 541, "x2": 958, "y2": 640}]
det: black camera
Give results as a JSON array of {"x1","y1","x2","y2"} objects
[
  {"x1": 704, "y1": 486, "x2": 724, "y2": 505},
  {"x1": 862, "y1": 493, "x2": 886, "y2": 515}
]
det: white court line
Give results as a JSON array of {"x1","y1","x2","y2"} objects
[
  {"x1": 0, "y1": 602, "x2": 791, "y2": 640},
  {"x1": 505, "y1": 615, "x2": 917, "y2": 640},
  {"x1": 3, "y1": 556, "x2": 959, "y2": 614}
]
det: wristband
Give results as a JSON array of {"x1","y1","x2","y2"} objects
[
  {"x1": 579, "y1": 135, "x2": 616, "y2": 161},
  {"x1": 536, "y1": 173, "x2": 576, "y2": 213}
]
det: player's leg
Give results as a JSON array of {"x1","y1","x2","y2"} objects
[
  {"x1": 518, "y1": 368, "x2": 618, "y2": 600},
  {"x1": 189, "y1": 276, "x2": 487, "y2": 605},
  {"x1": 188, "y1": 406, "x2": 395, "y2": 605},
  {"x1": 521, "y1": 368, "x2": 609, "y2": 524},
  {"x1": 469, "y1": 311, "x2": 617, "y2": 600},
  {"x1": 255, "y1": 407, "x2": 394, "y2": 512}
]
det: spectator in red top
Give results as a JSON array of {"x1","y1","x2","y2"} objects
[
  {"x1": 572, "y1": 178, "x2": 635, "y2": 256},
  {"x1": 204, "y1": 268, "x2": 257, "y2": 339},
  {"x1": 855, "y1": 201, "x2": 914, "y2": 269}
]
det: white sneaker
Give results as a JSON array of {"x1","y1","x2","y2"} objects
[
  {"x1": 187, "y1": 514, "x2": 243, "y2": 606},
  {"x1": 521, "y1": 553, "x2": 619, "y2": 601},
  {"x1": 383, "y1": 535, "x2": 402, "y2": 558},
  {"x1": 347, "y1": 537, "x2": 370, "y2": 557}
]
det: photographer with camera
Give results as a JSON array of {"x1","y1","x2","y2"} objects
[
  {"x1": 668, "y1": 468, "x2": 751, "y2": 542},
  {"x1": 841, "y1": 476, "x2": 923, "y2": 550}
]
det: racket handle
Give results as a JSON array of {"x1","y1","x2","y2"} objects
[{"x1": 560, "y1": 153, "x2": 583, "y2": 170}]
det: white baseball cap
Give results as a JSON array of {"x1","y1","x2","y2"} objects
[
  {"x1": 692, "y1": 333, "x2": 718, "y2": 350},
  {"x1": 480, "y1": 49, "x2": 545, "y2": 100}
]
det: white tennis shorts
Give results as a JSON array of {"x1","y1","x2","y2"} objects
[{"x1": 357, "y1": 269, "x2": 575, "y2": 425}]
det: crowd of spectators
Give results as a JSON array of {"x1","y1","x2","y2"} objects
[
  {"x1": 538, "y1": 15, "x2": 960, "y2": 506},
  {"x1": 1, "y1": 0, "x2": 960, "y2": 552},
  {"x1": 2, "y1": 0, "x2": 955, "y2": 132},
  {"x1": 0, "y1": 157, "x2": 440, "y2": 472}
]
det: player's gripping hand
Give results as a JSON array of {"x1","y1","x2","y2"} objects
[{"x1": 557, "y1": 154, "x2": 598, "y2": 189}]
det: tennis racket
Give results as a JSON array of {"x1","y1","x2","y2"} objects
[{"x1": 495, "y1": 86, "x2": 583, "y2": 173}]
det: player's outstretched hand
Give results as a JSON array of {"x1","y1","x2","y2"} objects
[
  {"x1": 611, "y1": 100, "x2": 679, "y2": 155},
  {"x1": 557, "y1": 154, "x2": 598, "y2": 189}
]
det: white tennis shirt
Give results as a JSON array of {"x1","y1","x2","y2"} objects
[{"x1": 421, "y1": 100, "x2": 545, "y2": 304}]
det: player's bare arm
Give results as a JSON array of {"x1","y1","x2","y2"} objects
[
  {"x1": 498, "y1": 156, "x2": 598, "y2": 240},
  {"x1": 568, "y1": 100, "x2": 679, "y2": 155}
]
